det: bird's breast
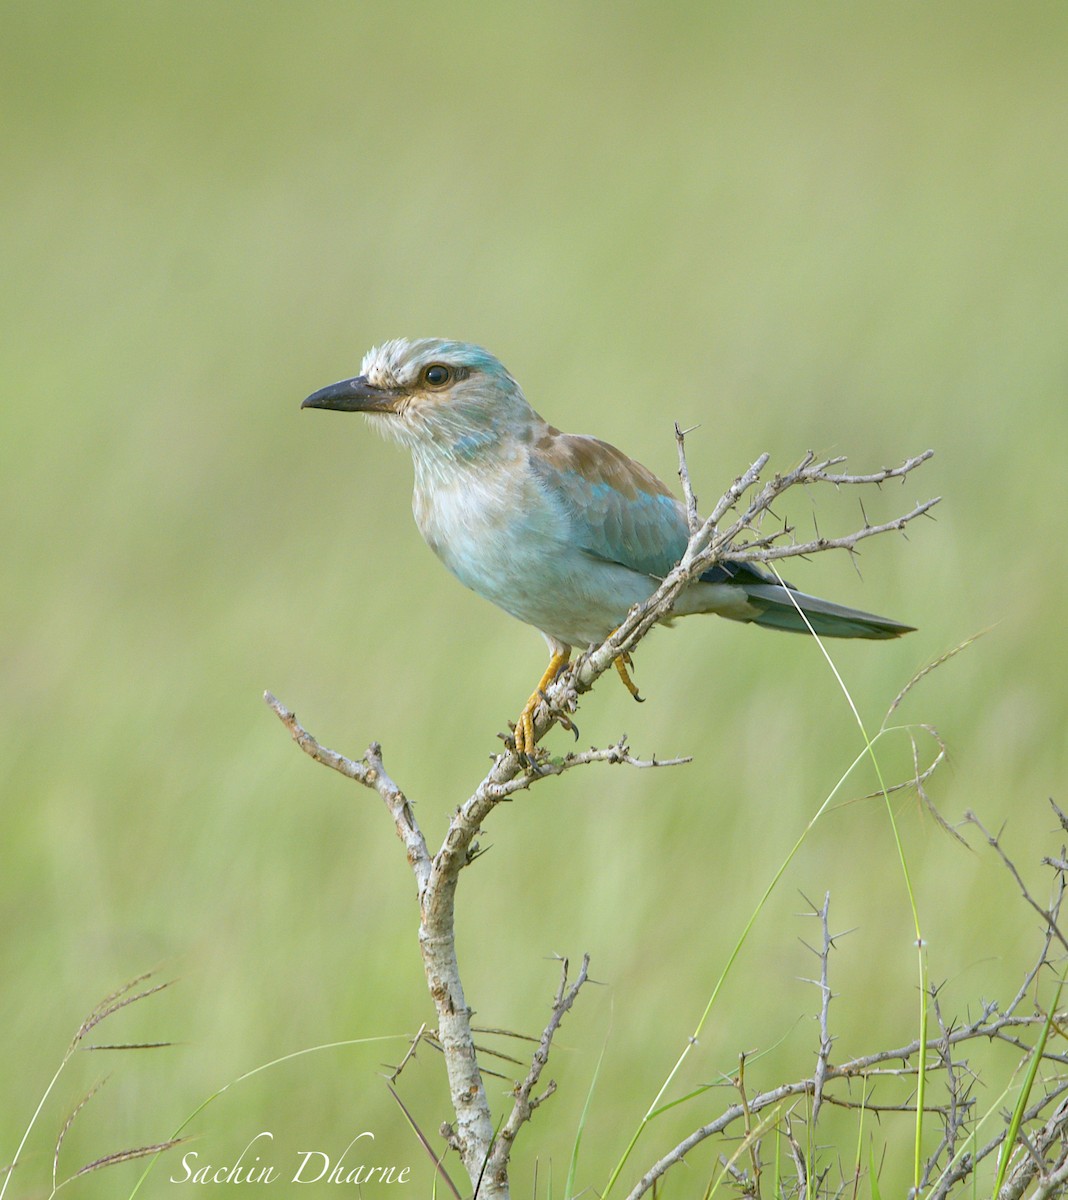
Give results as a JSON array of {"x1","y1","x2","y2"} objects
[
  {"x1": 413, "y1": 459, "x2": 558, "y2": 593},
  {"x1": 410, "y1": 454, "x2": 659, "y2": 647}
]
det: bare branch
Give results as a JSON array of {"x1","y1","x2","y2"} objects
[
  {"x1": 784, "y1": 1118, "x2": 808, "y2": 1192},
  {"x1": 716, "y1": 451, "x2": 777, "y2": 514},
  {"x1": 488, "y1": 955, "x2": 592, "y2": 1177},
  {"x1": 489, "y1": 738, "x2": 692, "y2": 796},
  {"x1": 806, "y1": 449, "x2": 935, "y2": 486},
  {"x1": 964, "y1": 812, "x2": 1068, "y2": 955},
  {"x1": 807, "y1": 893, "x2": 835, "y2": 1125},
  {"x1": 264, "y1": 691, "x2": 432, "y2": 895},
  {"x1": 264, "y1": 692, "x2": 497, "y2": 1188},
  {"x1": 674, "y1": 423, "x2": 701, "y2": 537},
  {"x1": 724, "y1": 497, "x2": 940, "y2": 566}
]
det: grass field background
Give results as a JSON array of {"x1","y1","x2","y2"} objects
[{"x1": 3, "y1": 4, "x2": 1067, "y2": 1195}]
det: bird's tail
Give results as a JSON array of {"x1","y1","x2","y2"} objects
[{"x1": 740, "y1": 581, "x2": 913, "y2": 639}]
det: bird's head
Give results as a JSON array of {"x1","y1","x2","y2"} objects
[{"x1": 301, "y1": 338, "x2": 535, "y2": 459}]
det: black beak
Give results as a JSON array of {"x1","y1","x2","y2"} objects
[{"x1": 301, "y1": 375, "x2": 401, "y2": 413}]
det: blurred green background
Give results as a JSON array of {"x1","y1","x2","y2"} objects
[{"x1": 3, "y1": 3, "x2": 1066, "y2": 1195}]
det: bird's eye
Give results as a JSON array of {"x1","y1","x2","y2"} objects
[{"x1": 423, "y1": 364, "x2": 452, "y2": 388}]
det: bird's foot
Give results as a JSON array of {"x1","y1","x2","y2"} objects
[
  {"x1": 513, "y1": 692, "x2": 580, "y2": 764},
  {"x1": 512, "y1": 650, "x2": 573, "y2": 759},
  {"x1": 513, "y1": 696, "x2": 539, "y2": 760},
  {"x1": 614, "y1": 652, "x2": 644, "y2": 703}
]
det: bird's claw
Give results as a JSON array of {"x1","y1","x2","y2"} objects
[
  {"x1": 510, "y1": 726, "x2": 548, "y2": 772},
  {"x1": 614, "y1": 652, "x2": 644, "y2": 703},
  {"x1": 538, "y1": 689, "x2": 579, "y2": 742},
  {"x1": 512, "y1": 693, "x2": 579, "y2": 764}
]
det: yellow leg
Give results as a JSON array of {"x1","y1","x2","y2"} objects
[
  {"x1": 515, "y1": 650, "x2": 571, "y2": 756},
  {"x1": 614, "y1": 651, "x2": 644, "y2": 703}
]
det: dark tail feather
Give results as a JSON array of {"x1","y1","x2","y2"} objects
[{"x1": 741, "y1": 582, "x2": 914, "y2": 640}]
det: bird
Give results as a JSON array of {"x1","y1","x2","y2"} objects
[{"x1": 302, "y1": 338, "x2": 913, "y2": 755}]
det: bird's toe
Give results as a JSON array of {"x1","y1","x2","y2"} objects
[{"x1": 614, "y1": 653, "x2": 645, "y2": 703}]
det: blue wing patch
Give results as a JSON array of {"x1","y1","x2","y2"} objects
[{"x1": 530, "y1": 431, "x2": 689, "y2": 578}]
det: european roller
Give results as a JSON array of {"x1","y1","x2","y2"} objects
[{"x1": 302, "y1": 339, "x2": 912, "y2": 754}]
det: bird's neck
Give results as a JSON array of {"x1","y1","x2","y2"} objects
[
  {"x1": 408, "y1": 427, "x2": 513, "y2": 493},
  {"x1": 403, "y1": 406, "x2": 547, "y2": 481}
]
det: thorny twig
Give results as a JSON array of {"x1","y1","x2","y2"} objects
[
  {"x1": 487, "y1": 955, "x2": 592, "y2": 1180},
  {"x1": 803, "y1": 892, "x2": 836, "y2": 1125},
  {"x1": 675, "y1": 421, "x2": 701, "y2": 536},
  {"x1": 624, "y1": 807, "x2": 1068, "y2": 1200},
  {"x1": 387, "y1": 1023, "x2": 429, "y2": 1084}
]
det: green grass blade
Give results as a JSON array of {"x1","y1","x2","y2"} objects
[
  {"x1": 993, "y1": 972, "x2": 1065, "y2": 1194},
  {"x1": 566, "y1": 1025, "x2": 610, "y2": 1199}
]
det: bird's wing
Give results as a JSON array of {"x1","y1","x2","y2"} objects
[
  {"x1": 528, "y1": 429, "x2": 690, "y2": 578},
  {"x1": 529, "y1": 427, "x2": 789, "y2": 591}
]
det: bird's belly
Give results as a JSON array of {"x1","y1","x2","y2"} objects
[
  {"x1": 489, "y1": 551, "x2": 657, "y2": 647},
  {"x1": 414, "y1": 474, "x2": 656, "y2": 648}
]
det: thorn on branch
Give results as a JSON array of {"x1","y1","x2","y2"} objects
[{"x1": 388, "y1": 1023, "x2": 429, "y2": 1084}]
